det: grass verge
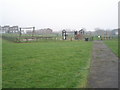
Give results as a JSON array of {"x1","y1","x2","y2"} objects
[{"x1": 104, "y1": 39, "x2": 119, "y2": 57}]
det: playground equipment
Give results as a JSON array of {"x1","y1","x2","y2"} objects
[
  {"x1": 62, "y1": 29, "x2": 85, "y2": 40},
  {"x1": 18, "y1": 27, "x2": 55, "y2": 42},
  {"x1": 74, "y1": 29, "x2": 85, "y2": 40},
  {"x1": 19, "y1": 27, "x2": 35, "y2": 37},
  {"x1": 62, "y1": 30, "x2": 67, "y2": 40}
]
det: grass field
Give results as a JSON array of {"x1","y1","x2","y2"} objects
[
  {"x1": 2, "y1": 39, "x2": 93, "y2": 88},
  {"x1": 104, "y1": 39, "x2": 119, "y2": 57}
]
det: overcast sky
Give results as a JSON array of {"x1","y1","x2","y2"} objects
[{"x1": 0, "y1": 0, "x2": 119, "y2": 31}]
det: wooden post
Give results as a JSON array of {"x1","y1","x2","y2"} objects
[{"x1": 32, "y1": 27, "x2": 35, "y2": 37}]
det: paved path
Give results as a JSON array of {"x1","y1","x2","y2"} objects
[{"x1": 88, "y1": 41, "x2": 118, "y2": 88}]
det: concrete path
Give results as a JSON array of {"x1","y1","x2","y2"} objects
[{"x1": 88, "y1": 41, "x2": 118, "y2": 88}]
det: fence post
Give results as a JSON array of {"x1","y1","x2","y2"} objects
[
  {"x1": 19, "y1": 28, "x2": 22, "y2": 42},
  {"x1": 32, "y1": 27, "x2": 35, "y2": 37}
]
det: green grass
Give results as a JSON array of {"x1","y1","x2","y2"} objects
[
  {"x1": 2, "y1": 39, "x2": 93, "y2": 88},
  {"x1": 104, "y1": 39, "x2": 119, "y2": 57}
]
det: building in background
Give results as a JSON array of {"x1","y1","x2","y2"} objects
[
  {"x1": 26, "y1": 30, "x2": 32, "y2": 35},
  {"x1": 34, "y1": 28, "x2": 53, "y2": 35},
  {"x1": 1, "y1": 25, "x2": 19, "y2": 33},
  {"x1": 111, "y1": 29, "x2": 118, "y2": 35},
  {"x1": 1, "y1": 25, "x2": 10, "y2": 33},
  {"x1": 94, "y1": 30, "x2": 105, "y2": 36},
  {"x1": 9, "y1": 26, "x2": 19, "y2": 33}
]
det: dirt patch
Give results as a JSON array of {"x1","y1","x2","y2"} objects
[{"x1": 88, "y1": 41, "x2": 118, "y2": 88}]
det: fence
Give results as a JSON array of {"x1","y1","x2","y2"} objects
[{"x1": 2, "y1": 33, "x2": 61, "y2": 42}]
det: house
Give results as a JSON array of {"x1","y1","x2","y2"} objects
[
  {"x1": 1, "y1": 25, "x2": 19, "y2": 33},
  {"x1": 9, "y1": 26, "x2": 19, "y2": 33},
  {"x1": 34, "y1": 28, "x2": 53, "y2": 34},
  {"x1": 2, "y1": 25, "x2": 10, "y2": 33},
  {"x1": 111, "y1": 29, "x2": 118, "y2": 35}
]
